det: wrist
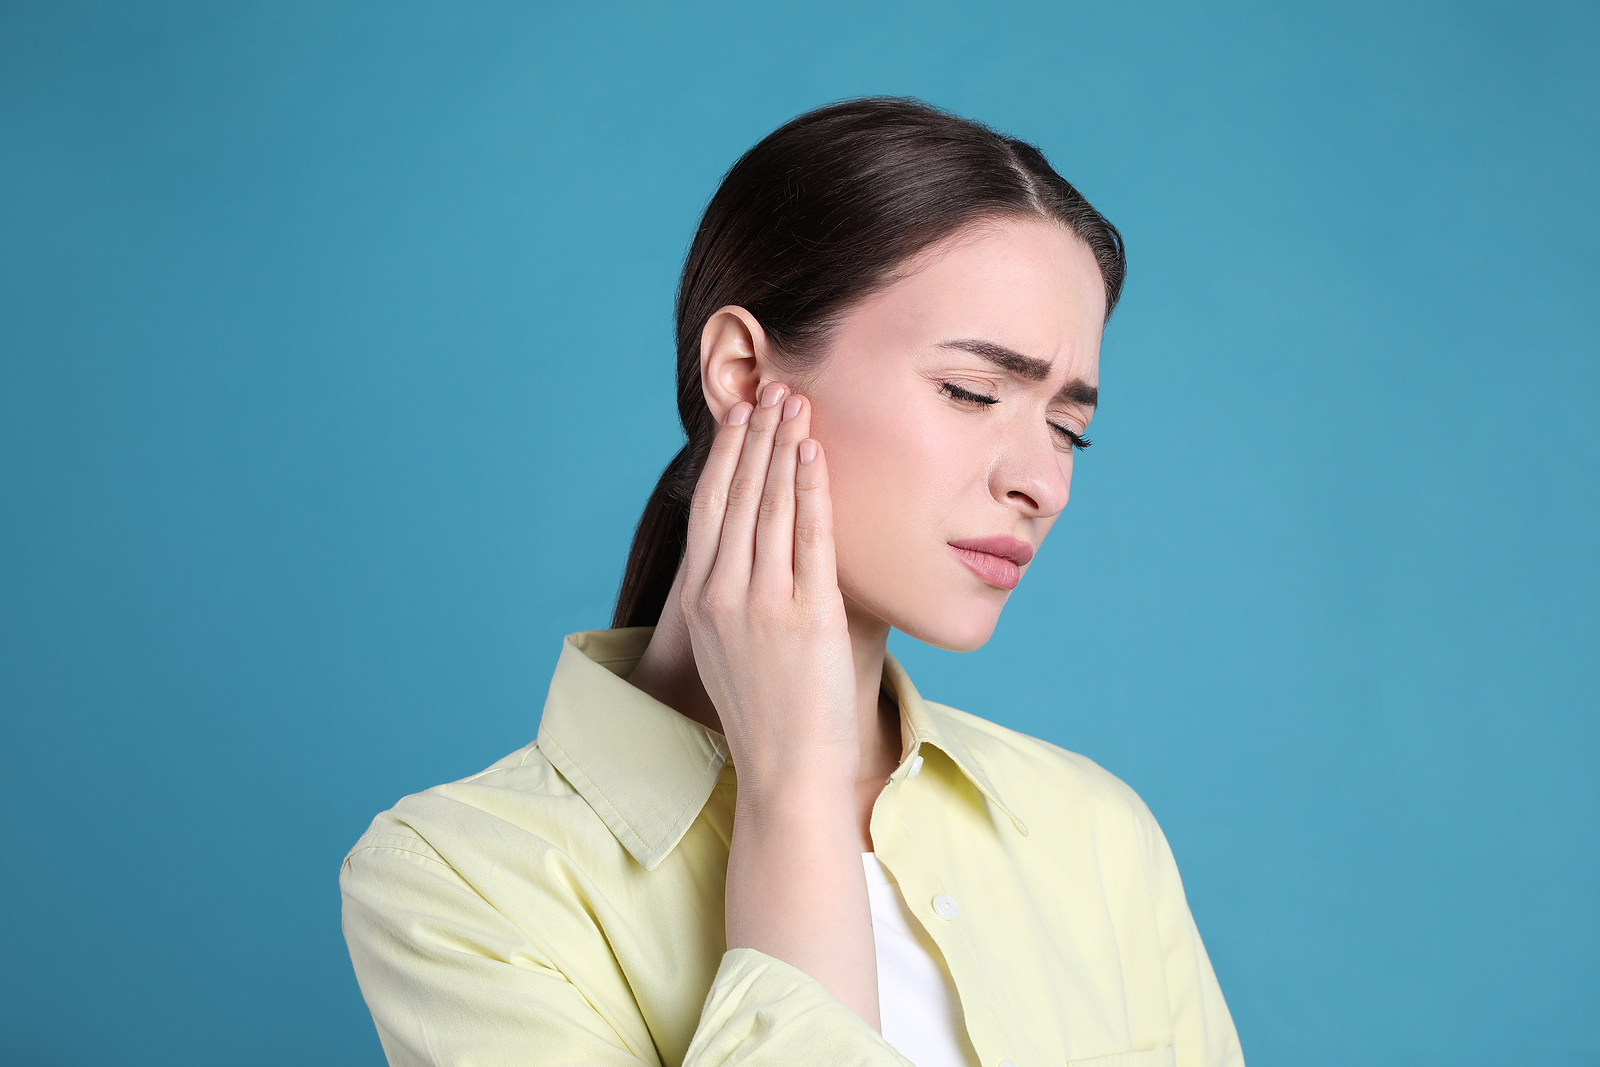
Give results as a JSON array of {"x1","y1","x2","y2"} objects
[{"x1": 733, "y1": 772, "x2": 857, "y2": 828}]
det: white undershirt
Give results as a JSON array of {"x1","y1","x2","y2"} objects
[{"x1": 862, "y1": 852, "x2": 982, "y2": 1067}]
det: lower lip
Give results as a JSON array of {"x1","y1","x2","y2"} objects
[{"x1": 950, "y1": 546, "x2": 1021, "y2": 591}]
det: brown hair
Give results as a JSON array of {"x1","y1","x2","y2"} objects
[{"x1": 612, "y1": 97, "x2": 1125, "y2": 628}]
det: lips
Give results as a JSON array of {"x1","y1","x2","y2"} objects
[{"x1": 947, "y1": 536, "x2": 1036, "y2": 591}]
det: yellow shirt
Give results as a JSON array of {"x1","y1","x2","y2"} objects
[{"x1": 341, "y1": 628, "x2": 1245, "y2": 1067}]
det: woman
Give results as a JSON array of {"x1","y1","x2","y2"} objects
[{"x1": 342, "y1": 98, "x2": 1245, "y2": 1067}]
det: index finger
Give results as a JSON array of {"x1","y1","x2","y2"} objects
[{"x1": 681, "y1": 401, "x2": 753, "y2": 593}]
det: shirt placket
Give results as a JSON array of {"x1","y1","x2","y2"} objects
[{"x1": 873, "y1": 743, "x2": 1030, "y2": 1067}]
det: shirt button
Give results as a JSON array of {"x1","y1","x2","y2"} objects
[
  {"x1": 908, "y1": 754, "x2": 925, "y2": 779},
  {"x1": 932, "y1": 893, "x2": 958, "y2": 920}
]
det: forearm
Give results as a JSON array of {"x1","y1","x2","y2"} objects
[{"x1": 725, "y1": 784, "x2": 880, "y2": 1032}]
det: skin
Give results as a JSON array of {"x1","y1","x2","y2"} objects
[{"x1": 626, "y1": 216, "x2": 1106, "y2": 1032}]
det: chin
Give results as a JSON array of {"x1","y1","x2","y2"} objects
[
  {"x1": 893, "y1": 605, "x2": 1004, "y2": 653},
  {"x1": 847, "y1": 579, "x2": 1007, "y2": 653}
]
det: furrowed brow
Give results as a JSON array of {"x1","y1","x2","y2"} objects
[
  {"x1": 1055, "y1": 379, "x2": 1099, "y2": 410},
  {"x1": 936, "y1": 339, "x2": 1052, "y2": 382},
  {"x1": 936, "y1": 338, "x2": 1098, "y2": 409}
]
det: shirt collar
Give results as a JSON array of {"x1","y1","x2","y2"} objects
[{"x1": 535, "y1": 628, "x2": 1026, "y2": 871}]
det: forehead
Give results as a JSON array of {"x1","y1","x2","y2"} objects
[{"x1": 839, "y1": 217, "x2": 1106, "y2": 381}]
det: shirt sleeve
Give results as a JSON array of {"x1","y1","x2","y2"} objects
[
  {"x1": 340, "y1": 838, "x2": 915, "y2": 1067},
  {"x1": 1137, "y1": 811, "x2": 1246, "y2": 1067}
]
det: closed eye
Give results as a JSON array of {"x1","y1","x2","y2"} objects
[
  {"x1": 1050, "y1": 423, "x2": 1092, "y2": 451},
  {"x1": 942, "y1": 381, "x2": 1092, "y2": 451},
  {"x1": 940, "y1": 381, "x2": 999, "y2": 406}
]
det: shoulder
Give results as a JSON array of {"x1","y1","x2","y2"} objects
[
  {"x1": 924, "y1": 699, "x2": 1161, "y2": 843},
  {"x1": 343, "y1": 740, "x2": 593, "y2": 876}
]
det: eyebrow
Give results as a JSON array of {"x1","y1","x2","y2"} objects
[{"x1": 936, "y1": 338, "x2": 1099, "y2": 409}]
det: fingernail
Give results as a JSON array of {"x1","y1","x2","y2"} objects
[
  {"x1": 781, "y1": 396, "x2": 801, "y2": 421},
  {"x1": 798, "y1": 439, "x2": 818, "y2": 464},
  {"x1": 759, "y1": 382, "x2": 785, "y2": 407},
  {"x1": 726, "y1": 402, "x2": 752, "y2": 426}
]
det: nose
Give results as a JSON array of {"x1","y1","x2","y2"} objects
[{"x1": 992, "y1": 426, "x2": 1071, "y2": 518}]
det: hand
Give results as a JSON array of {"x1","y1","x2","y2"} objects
[
  {"x1": 679, "y1": 380, "x2": 858, "y2": 800},
  {"x1": 682, "y1": 380, "x2": 880, "y2": 1028}
]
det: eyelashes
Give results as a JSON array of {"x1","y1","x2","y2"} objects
[
  {"x1": 940, "y1": 381, "x2": 1000, "y2": 406},
  {"x1": 938, "y1": 381, "x2": 1093, "y2": 451}
]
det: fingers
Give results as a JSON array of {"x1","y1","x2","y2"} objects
[
  {"x1": 682, "y1": 399, "x2": 754, "y2": 593},
  {"x1": 751, "y1": 391, "x2": 810, "y2": 594},
  {"x1": 684, "y1": 381, "x2": 829, "y2": 614},
  {"x1": 792, "y1": 436, "x2": 838, "y2": 607},
  {"x1": 705, "y1": 381, "x2": 789, "y2": 589}
]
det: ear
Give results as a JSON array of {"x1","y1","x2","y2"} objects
[{"x1": 699, "y1": 306, "x2": 782, "y2": 422}]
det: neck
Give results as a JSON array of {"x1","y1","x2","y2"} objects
[{"x1": 625, "y1": 562, "x2": 905, "y2": 807}]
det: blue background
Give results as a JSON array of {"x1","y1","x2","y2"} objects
[{"x1": 2, "y1": 2, "x2": 1595, "y2": 1064}]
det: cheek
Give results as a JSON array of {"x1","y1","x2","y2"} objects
[
  {"x1": 814, "y1": 400, "x2": 915, "y2": 536},
  {"x1": 813, "y1": 391, "x2": 982, "y2": 564}
]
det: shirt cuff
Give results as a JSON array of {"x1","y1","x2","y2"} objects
[{"x1": 684, "y1": 947, "x2": 916, "y2": 1067}]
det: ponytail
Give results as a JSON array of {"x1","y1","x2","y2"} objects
[{"x1": 611, "y1": 444, "x2": 697, "y2": 629}]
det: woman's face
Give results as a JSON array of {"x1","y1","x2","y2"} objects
[{"x1": 802, "y1": 217, "x2": 1105, "y2": 652}]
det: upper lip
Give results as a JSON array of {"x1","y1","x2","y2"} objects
[{"x1": 948, "y1": 535, "x2": 1035, "y2": 567}]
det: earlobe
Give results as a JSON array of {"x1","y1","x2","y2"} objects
[{"x1": 700, "y1": 306, "x2": 775, "y2": 423}]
